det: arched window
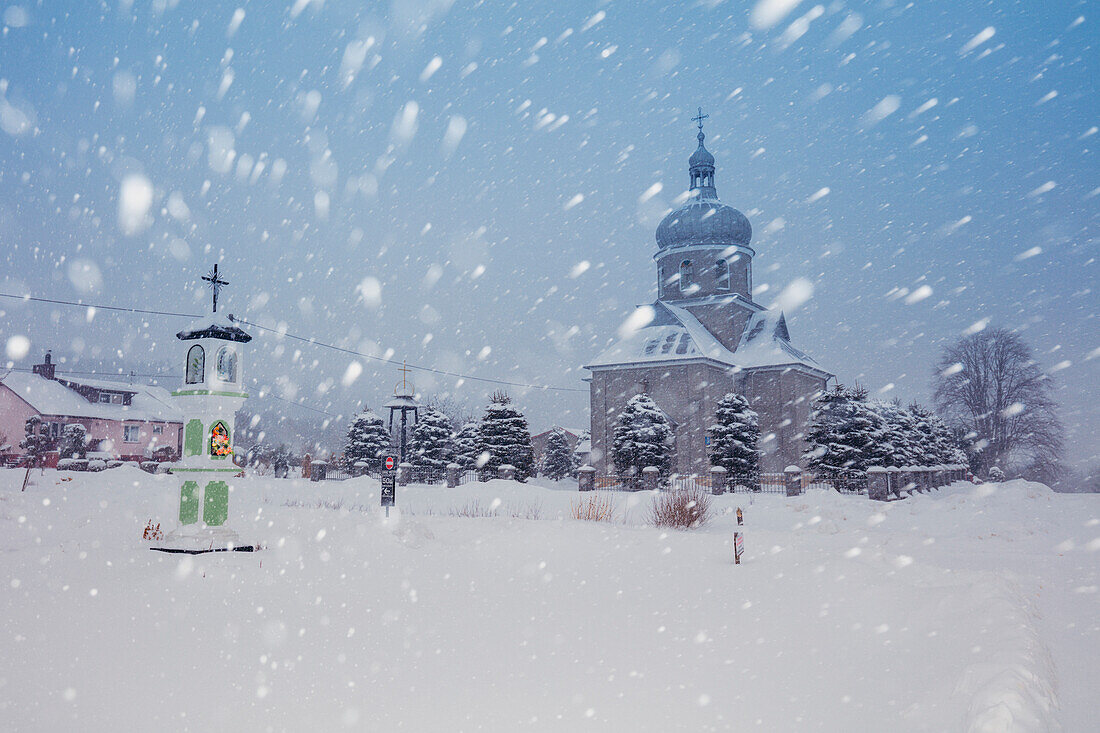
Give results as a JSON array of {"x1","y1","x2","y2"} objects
[
  {"x1": 679, "y1": 260, "x2": 694, "y2": 292},
  {"x1": 715, "y1": 259, "x2": 730, "y2": 290},
  {"x1": 185, "y1": 345, "x2": 204, "y2": 384},
  {"x1": 216, "y1": 347, "x2": 237, "y2": 383},
  {"x1": 209, "y1": 421, "x2": 231, "y2": 458}
]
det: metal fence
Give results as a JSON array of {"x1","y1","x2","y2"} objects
[{"x1": 590, "y1": 471, "x2": 868, "y2": 495}]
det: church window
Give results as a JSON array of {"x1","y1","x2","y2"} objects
[
  {"x1": 643, "y1": 338, "x2": 659, "y2": 356},
  {"x1": 675, "y1": 333, "x2": 691, "y2": 355},
  {"x1": 679, "y1": 260, "x2": 694, "y2": 292},
  {"x1": 661, "y1": 333, "x2": 677, "y2": 354},
  {"x1": 715, "y1": 259, "x2": 730, "y2": 290},
  {"x1": 216, "y1": 347, "x2": 237, "y2": 383},
  {"x1": 185, "y1": 345, "x2": 205, "y2": 384}
]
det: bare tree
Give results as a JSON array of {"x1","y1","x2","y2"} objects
[{"x1": 933, "y1": 328, "x2": 1063, "y2": 479}]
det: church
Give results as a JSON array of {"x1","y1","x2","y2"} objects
[{"x1": 584, "y1": 115, "x2": 832, "y2": 475}]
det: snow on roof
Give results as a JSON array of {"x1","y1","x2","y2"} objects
[
  {"x1": 176, "y1": 311, "x2": 251, "y2": 343},
  {"x1": 584, "y1": 300, "x2": 831, "y2": 377},
  {"x1": 1, "y1": 371, "x2": 183, "y2": 422}
]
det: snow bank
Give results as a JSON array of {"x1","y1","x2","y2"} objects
[{"x1": 1, "y1": 471, "x2": 1094, "y2": 731}]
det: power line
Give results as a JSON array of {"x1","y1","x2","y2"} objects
[
  {"x1": 0, "y1": 291, "x2": 201, "y2": 319},
  {"x1": 1, "y1": 291, "x2": 588, "y2": 394},
  {"x1": 230, "y1": 315, "x2": 587, "y2": 393}
]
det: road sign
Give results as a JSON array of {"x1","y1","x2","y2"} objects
[
  {"x1": 382, "y1": 455, "x2": 397, "y2": 471},
  {"x1": 381, "y1": 473, "x2": 396, "y2": 508},
  {"x1": 734, "y1": 531, "x2": 744, "y2": 565}
]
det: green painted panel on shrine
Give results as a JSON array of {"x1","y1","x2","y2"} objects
[
  {"x1": 203, "y1": 480, "x2": 229, "y2": 526},
  {"x1": 184, "y1": 420, "x2": 204, "y2": 456},
  {"x1": 179, "y1": 481, "x2": 199, "y2": 525}
]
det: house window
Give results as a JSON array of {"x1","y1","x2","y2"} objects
[
  {"x1": 111, "y1": 394, "x2": 123, "y2": 404},
  {"x1": 185, "y1": 345, "x2": 205, "y2": 384},
  {"x1": 99, "y1": 392, "x2": 111, "y2": 403},
  {"x1": 216, "y1": 347, "x2": 237, "y2": 383},
  {"x1": 715, "y1": 259, "x2": 730, "y2": 290},
  {"x1": 123, "y1": 425, "x2": 140, "y2": 443},
  {"x1": 152, "y1": 426, "x2": 164, "y2": 435},
  {"x1": 679, "y1": 260, "x2": 694, "y2": 292}
]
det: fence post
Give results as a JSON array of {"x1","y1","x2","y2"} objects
[
  {"x1": 784, "y1": 465, "x2": 802, "y2": 497},
  {"x1": 398, "y1": 462, "x2": 412, "y2": 486},
  {"x1": 709, "y1": 465, "x2": 727, "y2": 494},
  {"x1": 867, "y1": 466, "x2": 889, "y2": 501},
  {"x1": 886, "y1": 466, "x2": 901, "y2": 499},
  {"x1": 446, "y1": 462, "x2": 460, "y2": 488},
  {"x1": 498, "y1": 464, "x2": 516, "y2": 481},
  {"x1": 577, "y1": 465, "x2": 595, "y2": 492},
  {"x1": 310, "y1": 460, "x2": 327, "y2": 482},
  {"x1": 642, "y1": 466, "x2": 660, "y2": 492}
]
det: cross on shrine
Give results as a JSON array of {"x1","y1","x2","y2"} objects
[
  {"x1": 202, "y1": 264, "x2": 229, "y2": 313},
  {"x1": 691, "y1": 106, "x2": 709, "y2": 131},
  {"x1": 397, "y1": 360, "x2": 412, "y2": 392}
]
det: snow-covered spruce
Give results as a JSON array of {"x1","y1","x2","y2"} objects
[
  {"x1": 450, "y1": 421, "x2": 482, "y2": 471},
  {"x1": 476, "y1": 392, "x2": 534, "y2": 481},
  {"x1": 612, "y1": 393, "x2": 674, "y2": 480},
  {"x1": 342, "y1": 410, "x2": 390, "y2": 471},
  {"x1": 708, "y1": 392, "x2": 760, "y2": 483},
  {"x1": 59, "y1": 423, "x2": 88, "y2": 460},
  {"x1": 541, "y1": 428, "x2": 576, "y2": 481},
  {"x1": 407, "y1": 405, "x2": 455, "y2": 468}
]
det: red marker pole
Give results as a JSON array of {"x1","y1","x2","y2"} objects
[{"x1": 734, "y1": 507, "x2": 744, "y2": 564}]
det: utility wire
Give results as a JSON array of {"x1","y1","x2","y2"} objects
[{"x1": 1, "y1": 291, "x2": 588, "y2": 394}]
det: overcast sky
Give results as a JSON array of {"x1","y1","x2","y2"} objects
[{"x1": 0, "y1": 0, "x2": 1096, "y2": 467}]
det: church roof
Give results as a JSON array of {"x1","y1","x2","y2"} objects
[{"x1": 584, "y1": 301, "x2": 829, "y2": 377}]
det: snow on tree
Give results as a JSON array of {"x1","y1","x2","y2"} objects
[
  {"x1": 804, "y1": 385, "x2": 886, "y2": 477},
  {"x1": 451, "y1": 421, "x2": 481, "y2": 471},
  {"x1": 58, "y1": 423, "x2": 88, "y2": 460},
  {"x1": 408, "y1": 405, "x2": 455, "y2": 468},
  {"x1": 541, "y1": 428, "x2": 575, "y2": 481},
  {"x1": 476, "y1": 392, "x2": 535, "y2": 481},
  {"x1": 708, "y1": 392, "x2": 760, "y2": 481},
  {"x1": 612, "y1": 393, "x2": 674, "y2": 479},
  {"x1": 873, "y1": 400, "x2": 922, "y2": 467},
  {"x1": 20, "y1": 416, "x2": 49, "y2": 467},
  {"x1": 342, "y1": 410, "x2": 390, "y2": 470}
]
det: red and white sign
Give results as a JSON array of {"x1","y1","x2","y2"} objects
[
  {"x1": 383, "y1": 456, "x2": 396, "y2": 471},
  {"x1": 734, "y1": 531, "x2": 744, "y2": 564}
]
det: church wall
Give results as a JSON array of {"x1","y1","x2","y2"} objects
[
  {"x1": 740, "y1": 368, "x2": 827, "y2": 472},
  {"x1": 656, "y1": 248, "x2": 751, "y2": 302},
  {"x1": 588, "y1": 362, "x2": 735, "y2": 475}
]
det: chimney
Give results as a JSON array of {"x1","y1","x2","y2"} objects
[{"x1": 32, "y1": 351, "x2": 56, "y2": 380}]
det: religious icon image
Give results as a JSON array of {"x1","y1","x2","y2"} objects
[{"x1": 209, "y1": 421, "x2": 231, "y2": 457}]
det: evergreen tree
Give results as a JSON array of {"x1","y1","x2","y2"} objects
[
  {"x1": 20, "y1": 416, "x2": 48, "y2": 467},
  {"x1": 804, "y1": 385, "x2": 886, "y2": 477},
  {"x1": 612, "y1": 393, "x2": 674, "y2": 480},
  {"x1": 708, "y1": 392, "x2": 760, "y2": 481},
  {"x1": 408, "y1": 406, "x2": 455, "y2": 468},
  {"x1": 343, "y1": 410, "x2": 390, "y2": 470},
  {"x1": 59, "y1": 423, "x2": 88, "y2": 460},
  {"x1": 477, "y1": 392, "x2": 535, "y2": 481},
  {"x1": 451, "y1": 421, "x2": 481, "y2": 470},
  {"x1": 874, "y1": 400, "x2": 921, "y2": 467},
  {"x1": 542, "y1": 428, "x2": 576, "y2": 481}
]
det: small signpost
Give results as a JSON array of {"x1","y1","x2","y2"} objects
[
  {"x1": 380, "y1": 454, "x2": 397, "y2": 516},
  {"x1": 734, "y1": 506, "x2": 744, "y2": 565}
]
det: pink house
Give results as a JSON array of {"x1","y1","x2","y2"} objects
[{"x1": 0, "y1": 353, "x2": 183, "y2": 464}]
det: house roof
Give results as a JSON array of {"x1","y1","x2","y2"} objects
[
  {"x1": 0, "y1": 371, "x2": 183, "y2": 422},
  {"x1": 584, "y1": 300, "x2": 831, "y2": 377}
]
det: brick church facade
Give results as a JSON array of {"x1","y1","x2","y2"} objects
[{"x1": 584, "y1": 119, "x2": 832, "y2": 475}]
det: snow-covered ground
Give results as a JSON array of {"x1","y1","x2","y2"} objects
[{"x1": 1, "y1": 468, "x2": 1096, "y2": 732}]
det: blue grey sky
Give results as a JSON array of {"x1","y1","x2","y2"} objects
[{"x1": 0, "y1": 1, "x2": 1096, "y2": 467}]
